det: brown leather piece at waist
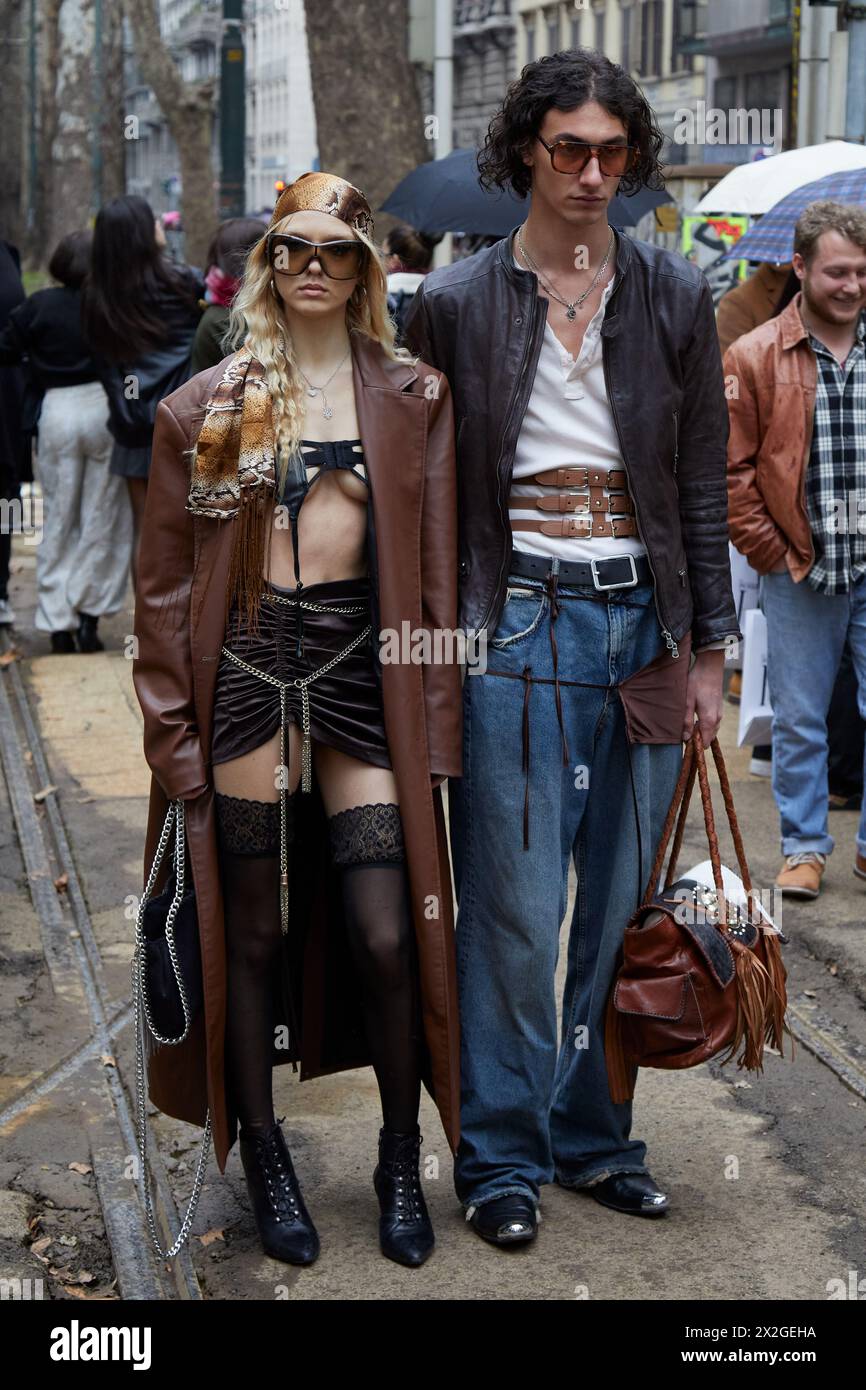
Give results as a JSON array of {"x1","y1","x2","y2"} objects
[
  {"x1": 510, "y1": 515, "x2": 639, "y2": 538},
  {"x1": 529, "y1": 465, "x2": 628, "y2": 488},
  {"x1": 509, "y1": 490, "x2": 635, "y2": 515}
]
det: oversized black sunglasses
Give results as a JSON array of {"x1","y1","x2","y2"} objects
[
  {"x1": 536, "y1": 136, "x2": 636, "y2": 177},
  {"x1": 267, "y1": 233, "x2": 368, "y2": 280}
]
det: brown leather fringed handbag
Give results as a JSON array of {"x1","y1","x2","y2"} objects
[{"x1": 605, "y1": 728, "x2": 790, "y2": 1103}]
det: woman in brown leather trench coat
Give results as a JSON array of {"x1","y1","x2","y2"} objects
[{"x1": 132, "y1": 173, "x2": 462, "y2": 1269}]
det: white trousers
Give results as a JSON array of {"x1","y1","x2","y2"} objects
[{"x1": 34, "y1": 381, "x2": 133, "y2": 632}]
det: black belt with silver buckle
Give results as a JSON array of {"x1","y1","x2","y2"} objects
[{"x1": 509, "y1": 549, "x2": 652, "y2": 591}]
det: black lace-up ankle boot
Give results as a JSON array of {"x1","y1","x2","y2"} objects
[
  {"x1": 373, "y1": 1125, "x2": 434, "y2": 1267},
  {"x1": 239, "y1": 1116, "x2": 320, "y2": 1265}
]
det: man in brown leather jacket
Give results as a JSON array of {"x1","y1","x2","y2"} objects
[
  {"x1": 405, "y1": 49, "x2": 741, "y2": 1246},
  {"x1": 725, "y1": 200, "x2": 866, "y2": 901}
]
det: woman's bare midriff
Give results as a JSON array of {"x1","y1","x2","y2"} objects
[{"x1": 263, "y1": 467, "x2": 369, "y2": 587}]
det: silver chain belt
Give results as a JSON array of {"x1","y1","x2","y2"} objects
[
  {"x1": 219, "y1": 621, "x2": 373, "y2": 934},
  {"x1": 260, "y1": 592, "x2": 368, "y2": 615}
]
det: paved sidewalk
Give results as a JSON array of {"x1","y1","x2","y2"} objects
[{"x1": 2, "y1": 539, "x2": 865, "y2": 1300}]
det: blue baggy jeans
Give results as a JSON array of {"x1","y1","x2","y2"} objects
[{"x1": 449, "y1": 569, "x2": 684, "y2": 1210}]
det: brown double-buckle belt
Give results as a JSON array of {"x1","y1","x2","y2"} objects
[{"x1": 509, "y1": 465, "x2": 638, "y2": 539}]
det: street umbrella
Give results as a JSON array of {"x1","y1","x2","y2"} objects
[
  {"x1": 380, "y1": 147, "x2": 673, "y2": 236},
  {"x1": 694, "y1": 140, "x2": 866, "y2": 216},
  {"x1": 723, "y1": 168, "x2": 866, "y2": 262}
]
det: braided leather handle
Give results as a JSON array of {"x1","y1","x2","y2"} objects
[{"x1": 642, "y1": 728, "x2": 754, "y2": 918}]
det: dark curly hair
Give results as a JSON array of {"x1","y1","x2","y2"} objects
[{"x1": 478, "y1": 48, "x2": 666, "y2": 200}]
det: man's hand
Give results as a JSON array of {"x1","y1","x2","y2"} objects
[{"x1": 683, "y1": 648, "x2": 725, "y2": 745}]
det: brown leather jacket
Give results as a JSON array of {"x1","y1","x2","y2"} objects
[{"x1": 724, "y1": 294, "x2": 817, "y2": 578}]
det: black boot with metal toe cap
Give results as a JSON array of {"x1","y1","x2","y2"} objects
[
  {"x1": 239, "y1": 1117, "x2": 320, "y2": 1265},
  {"x1": 373, "y1": 1126, "x2": 434, "y2": 1267},
  {"x1": 468, "y1": 1193, "x2": 539, "y2": 1246},
  {"x1": 589, "y1": 1171, "x2": 669, "y2": 1217}
]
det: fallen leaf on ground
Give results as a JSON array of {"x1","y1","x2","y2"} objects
[
  {"x1": 199, "y1": 1228, "x2": 225, "y2": 1247},
  {"x1": 34, "y1": 784, "x2": 58, "y2": 802},
  {"x1": 68, "y1": 1162, "x2": 92, "y2": 1175}
]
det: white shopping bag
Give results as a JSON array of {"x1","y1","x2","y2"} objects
[
  {"x1": 737, "y1": 607, "x2": 773, "y2": 747},
  {"x1": 728, "y1": 544, "x2": 760, "y2": 670},
  {"x1": 681, "y1": 860, "x2": 783, "y2": 938}
]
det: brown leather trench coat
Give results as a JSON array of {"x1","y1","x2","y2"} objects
[{"x1": 132, "y1": 333, "x2": 463, "y2": 1175}]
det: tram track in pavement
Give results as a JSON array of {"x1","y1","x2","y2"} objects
[{"x1": 0, "y1": 626, "x2": 201, "y2": 1300}]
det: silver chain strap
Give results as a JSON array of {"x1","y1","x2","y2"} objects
[
  {"x1": 261, "y1": 593, "x2": 367, "y2": 615},
  {"x1": 132, "y1": 798, "x2": 212, "y2": 1259}
]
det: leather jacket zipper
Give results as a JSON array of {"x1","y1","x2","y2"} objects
[
  {"x1": 602, "y1": 331, "x2": 679, "y2": 660},
  {"x1": 482, "y1": 288, "x2": 544, "y2": 633},
  {"x1": 672, "y1": 408, "x2": 679, "y2": 475}
]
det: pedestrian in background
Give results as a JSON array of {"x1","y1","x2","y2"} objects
[
  {"x1": 190, "y1": 216, "x2": 265, "y2": 374},
  {"x1": 716, "y1": 259, "x2": 792, "y2": 357},
  {"x1": 383, "y1": 223, "x2": 436, "y2": 345},
  {"x1": 0, "y1": 231, "x2": 132, "y2": 653},
  {"x1": 725, "y1": 200, "x2": 866, "y2": 900},
  {"x1": 82, "y1": 195, "x2": 202, "y2": 589}
]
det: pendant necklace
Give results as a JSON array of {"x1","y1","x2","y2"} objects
[
  {"x1": 296, "y1": 344, "x2": 351, "y2": 419},
  {"x1": 517, "y1": 226, "x2": 615, "y2": 321}
]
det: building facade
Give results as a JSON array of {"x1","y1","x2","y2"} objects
[
  {"x1": 244, "y1": 0, "x2": 317, "y2": 213},
  {"x1": 515, "y1": 1, "x2": 706, "y2": 163},
  {"x1": 452, "y1": 0, "x2": 518, "y2": 150}
]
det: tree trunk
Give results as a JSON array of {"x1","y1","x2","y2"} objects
[
  {"x1": 123, "y1": 0, "x2": 216, "y2": 269},
  {"x1": 302, "y1": 0, "x2": 429, "y2": 243},
  {"x1": 99, "y1": 0, "x2": 126, "y2": 204},
  {"x1": 0, "y1": 0, "x2": 27, "y2": 250}
]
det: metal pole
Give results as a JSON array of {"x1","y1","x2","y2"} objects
[
  {"x1": 433, "y1": 0, "x2": 453, "y2": 267},
  {"x1": 219, "y1": 0, "x2": 246, "y2": 217}
]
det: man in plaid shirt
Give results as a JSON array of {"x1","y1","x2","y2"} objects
[{"x1": 725, "y1": 201, "x2": 866, "y2": 900}]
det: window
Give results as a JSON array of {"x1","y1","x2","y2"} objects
[
  {"x1": 713, "y1": 76, "x2": 738, "y2": 112},
  {"x1": 526, "y1": 17, "x2": 536, "y2": 63},
  {"x1": 671, "y1": 0, "x2": 694, "y2": 74},
  {"x1": 547, "y1": 7, "x2": 559, "y2": 53},
  {"x1": 570, "y1": 14, "x2": 580, "y2": 49},
  {"x1": 745, "y1": 69, "x2": 779, "y2": 113},
  {"x1": 594, "y1": 5, "x2": 605, "y2": 52},
  {"x1": 621, "y1": 4, "x2": 632, "y2": 70},
  {"x1": 640, "y1": 0, "x2": 664, "y2": 77}
]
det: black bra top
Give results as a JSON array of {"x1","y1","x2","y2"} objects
[
  {"x1": 277, "y1": 438, "x2": 367, "y2": 514},
  {"x1": 273, "y1": 440, "x2": 369, "y2": 617}
]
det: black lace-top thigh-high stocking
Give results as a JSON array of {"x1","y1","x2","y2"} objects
[{"x1": 327, "y1": 802, "x2": 421, "y2": 1133}]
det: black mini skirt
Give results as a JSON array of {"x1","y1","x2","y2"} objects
[{"x1": 210, "y1": 576, "x2": 391, "y2": 772}]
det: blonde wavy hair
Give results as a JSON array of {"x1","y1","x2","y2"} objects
[
  {"x1": 218, "y1": 213, "x2": 417, "y2": 634},
  {"x1": 227, "y1": 214, "x2": 416, "y2": 498}
]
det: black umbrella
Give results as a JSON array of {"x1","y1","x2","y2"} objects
[{"x1": 380, "y1": 148, "x2": 673, "y2": 235}]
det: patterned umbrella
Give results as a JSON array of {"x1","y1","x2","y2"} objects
[{"x1": 723, "y1": 168, "x2": 866, "y2": 262}]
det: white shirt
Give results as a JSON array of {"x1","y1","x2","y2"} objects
[
  {"x1": 509, "y1": 251, "x2": 648, "y2": 564},
  {"x1": 510, "y1": 249, "x2": 726, "y2": 653}
]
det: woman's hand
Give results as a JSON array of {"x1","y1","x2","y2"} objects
[{"x1": 682, "y1": 648, "x2": 725, "y2": 746}]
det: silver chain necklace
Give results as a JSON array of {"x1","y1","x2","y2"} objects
[
  {"x1": 517, "y1": 226, "x2": 615, "y2": 321},
  {"x1": 296, "y1": 344, "x2": 351, "y2": 419}
]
